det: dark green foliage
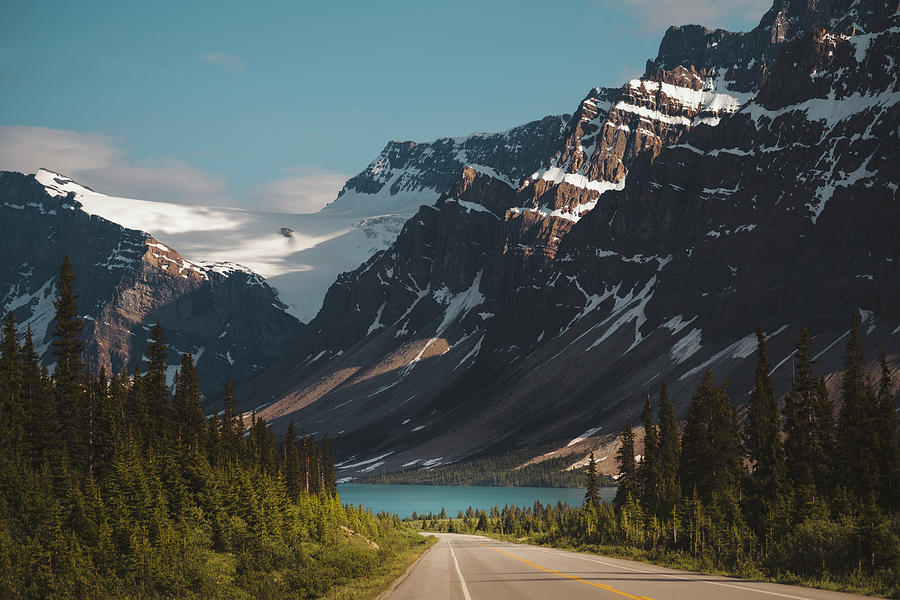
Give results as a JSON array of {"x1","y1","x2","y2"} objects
[
  {"x1": 0, "y1": 259, "x2": 419, "y2": 599},
  {"x1": 783, "y1": 325, "x2": 834, "y2": 496},
  {"x1": 52, "y1": 257, "x2": 86, "y2": 471},
  {"x1": 584, "y1": 451, "x2": 600, "y2": 508},
  {"x1": 680, "y1": 371, "x2": 742, "y2": 503},
  {"x1": 143, "y1": 322, "x2": 171, "y2": 443},
  {"x1": 614, "y1": 423, "x2": 637, "y2": 507},
  {"x1": 639, "y1": 393, "x2": 660, "y2": 513},
  {"x1": 172, "y1": 353, "x2": 204, "y2": 450},
  {"x1": 656, "y1": 384, "x2": 680, "y2": 520},
  {"x1": 875, "y1": 351, "x2": 900, "y2": 511},
  {"x1": 744, "y1": 328, "x2": 787, "y2": 541},
  {"x1": 415, "y1": 329, "x2": 900, "y2": 597},
  {"x1": 838, "y1": 312, "x2": 880, "y2": 501}
]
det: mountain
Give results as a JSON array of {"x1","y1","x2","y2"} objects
[
  {"x1": 241, "y1": 0, "x2": 900, "y2": 477},
  {"x1": 0, "y1": 116, "x2": 569, "y2": 400},
  {"x1": 0, "y1": 171, "x2": 303, "y2": 400}
]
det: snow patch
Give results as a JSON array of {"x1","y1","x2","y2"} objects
[
  {"x1": 671, "y1": 328, "x2": 703, "y2": 365},
  {"x1": 566, "y1": 427, "x2": 602, "y2": 447}
]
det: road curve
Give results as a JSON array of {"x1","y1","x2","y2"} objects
[{"x1": 382, "y1": 533, "x2": 878, "y2": 600}]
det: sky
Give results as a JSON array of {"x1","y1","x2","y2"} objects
[{"x1": 0, "y1": 0, "x2": 770, "y2": 213}]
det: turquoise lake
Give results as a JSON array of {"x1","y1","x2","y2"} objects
[{"x1": 336, "y1": 484, "x2": 617, "y2": 518}]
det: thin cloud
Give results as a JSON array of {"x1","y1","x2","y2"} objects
[
  {"x1": 247, "y1": 167, "x2": 349, "y2": 214},
  {"x1": 199, "y1": 51, "x2": 245, "y2": 70},
  {"x1": 0, "y1": 126, "x2": 229, "y2": 204},
  {"x1": 598, "y1": 0, "x2": 770, "y2": 32}
]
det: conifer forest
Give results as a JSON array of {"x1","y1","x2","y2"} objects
[
  {"x1": 417, "y1": 321, "x2": 900, "y2": 598},
  {"x1": 0, "y1": 258, "x2": 429, "y2": 599}
]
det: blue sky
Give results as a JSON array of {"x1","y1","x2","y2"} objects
[{"x1": 0, "y1": 0, "x2": 769, "y2": 211}]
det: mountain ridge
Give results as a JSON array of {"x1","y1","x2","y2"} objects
[{"x1": 237, "y1": 0, "x2": 900, "y2": 477}]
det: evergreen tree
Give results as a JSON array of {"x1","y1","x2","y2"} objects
[
  {"x1": 22, "y1": 326, "x2": 54, "y2": 461},
  {"x1": 127, "y1": 366, "x2": 147, "y2": 441},
  {"x1": 614, "y1": 423, "x2": 638, "y2": 507},
  {"x1": 656, "y1": 384, "x2": 680, "y2": 519},
  {"x1": 837, "y1": 312, "x2": 879, "y2": 500},
  {"x1": 744, "y1": 327, "x2": 786, "y2": 534},
  {"x1": 52, "y1": 257, "x2": 86, "y2": 469},
  {"x1": 173, "y1": 353, "x2": 204, "y2": 449},
  {"x1": 283, "y1": 420, "x2": 300, "y2": 501},
  {"x1": 321, "y1": 434, "x2": 337, "y2": 496},
  {"x1": 91, "y1": 367, "x2": 117, "y2": 479},
  {"x1": 874, "y1": 351, "x2": 900, "y2": 510},
  {"x1": 783, "y1": 325, "x2": 834, "y2": 496},
  {"x1": 219, "y1": 379, "x2": 242, "y2": 462},
  {"x1": 584, "y1": 451, "x2": 601, "y2": 508},
  {"x1": 143, "y1": 322, "x2": 172, "y2": 442},
  {"x1": 0, "y1": 311, "x2": 23, "y2": 452},
  {"x1": 639, "y1": 393, "x2": 659, "y2": 512},
  {"x1": 680, "y1": 371, "x2": 742, "y2": 503}
]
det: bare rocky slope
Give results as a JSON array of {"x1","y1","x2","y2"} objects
[{"x1": 240, "y1": 0, "x2": 900, "y2": 478}]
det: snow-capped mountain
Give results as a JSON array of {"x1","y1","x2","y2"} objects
[
  {"x1": 0, "y1": 171, "x2": 303, "y2": 400},
  {"x1": 31, "y1": 114, "x2": 568, "y2": 323},
  {"x1": 1, "y1": 116, "x2": 569, "y2": 400},
  {"x1": 241, "y1": 0, "x2": 900, "y2": 475},
  {"x1": 34, "y1": 168, "x2": 406, "y2": 323}
]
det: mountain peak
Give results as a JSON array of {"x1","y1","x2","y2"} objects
[{"x1": 34, "y1": 168, "x2": 97, "y2": 197}]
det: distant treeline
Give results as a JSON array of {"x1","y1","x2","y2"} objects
[
  {"x1": 359, "y1": 450, "x2": 614, "y2": 488},
  {"x1": 420, "y1": 317, "x2": 900, "y2": 598},
  {"x1": 0, "y1": 258, "x2": 428, "y2": 599}
]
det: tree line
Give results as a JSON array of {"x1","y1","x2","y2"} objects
[
  {"x1": 0, "y1": 257, "x2": 422, "y2": 599},
  {"x1": 420, "y1": 317, "x2": 900, "y2": 597}
]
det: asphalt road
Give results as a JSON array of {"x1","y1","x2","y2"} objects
[{"x1": 383, "y1": 533, "x2": 878, "y2": 600}]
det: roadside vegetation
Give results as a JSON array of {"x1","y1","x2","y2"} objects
[
  {"x1": 415, "y1": 316, "x2": 900, "y2": 598},
  {"x1": 0, "y1": 258, "x2": 431, "y2": 599}
]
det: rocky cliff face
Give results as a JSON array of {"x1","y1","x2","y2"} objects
[
  {"x1": 242, "y1": 0, "x2": 900, "y2": 476},
  {"x1": 0, "y1": 172, "x2": 304, "y2": 402},
  {"x1": 322, "y1": 114, "x2": 570, "y2": 216}
]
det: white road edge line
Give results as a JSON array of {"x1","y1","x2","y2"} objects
[
  {"x1": 530, "y1": 546, "x2": 819, "y2": 600},
  {"x1": 449, "y1": 539, "x2": 473, "y2": 600}
]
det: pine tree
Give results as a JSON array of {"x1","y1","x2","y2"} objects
[
  {"x1": 219, "y1": 379, "x2": 242, "y2": 462},
  {"x1": 0, "y1": 311, "x2": 23, "y2": 452},
  {"x1": 173, "y1": 353, "x2": 204, "y2": 449},
  {"x1": 143, "y1": 322, "x2": 172, "y2": 443},
  {"x1": 680, "y1": 370, "x2": 742, "y2": 503},
  {"x1": 127, "y1": 366, "x2": 147, "y2": 441},
  {"x1": 744, "y1": 327, "x2": 786, "y2": 534},
  {"x1": 656, "y1": 384, "x2": 680, "y2": 519},
  {"x1": 22, "y1": 326, "x2": 53, "y2": 461},
  {"x1": 321, "y1": 434, "x2": 337, "y2": 496},
  {"x1": 874, "y1": 351, "x2": 900, "y2": 510},
  {"x1": 584, "y1": 451, "x2": 601, "y2": 508},
  {"x1": 783, "y1": 325, "x2": 834, "y2": 496},
  {"x1": 639, "y1": 393, "x2": 659, "y2": 512},
  {"x1": 52, "y1": 257, "x2": 86, "y2": 469},
  {"x1": 91, "y1": 367, "x2": 117, "y2": 480},
  {"x1": 837, "y1": 312, "x2": 879, "y2": 501},
  {"x1": 614, "y1": 423, "x2": 638, "y2": 507},
  {"x1": 283, "y1": 421, "x2": 300, "y2": 501}
]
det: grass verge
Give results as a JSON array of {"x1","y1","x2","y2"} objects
[{"x1": 321, "y1": 532, "x2": 438, "y2": 600}]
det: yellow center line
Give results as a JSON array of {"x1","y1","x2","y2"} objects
[{"x1": 488, "y1": 546, "x2": 654, "y2": 600}]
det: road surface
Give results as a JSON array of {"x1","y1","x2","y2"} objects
[{"x1": 383, "y1": 533, "x2": 877, "y2": 600}]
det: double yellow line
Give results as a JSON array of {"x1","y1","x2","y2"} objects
[{"x1": 488, "y1": 546, "x2": 654, "y2": 600}]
